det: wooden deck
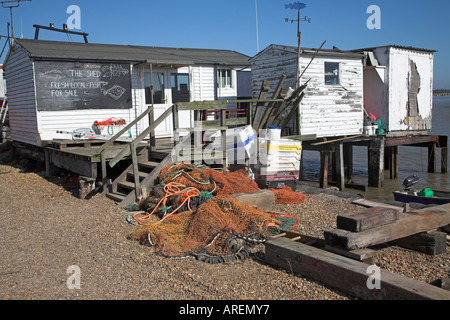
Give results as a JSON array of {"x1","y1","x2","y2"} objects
[{"x1": 12, "y1": 138, "x2": 174, "y2": 180}]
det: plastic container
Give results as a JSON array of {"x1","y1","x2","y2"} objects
[
  {"x1": 419, "y1": 188, "x2": 434, "y2": 197},
  {"x1": 267, "y1": 126, "x2": 281, "y2": 140}
]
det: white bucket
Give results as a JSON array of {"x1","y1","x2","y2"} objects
[{"x1": 267, "y1": 126, "x2": 281, "y2": 140}]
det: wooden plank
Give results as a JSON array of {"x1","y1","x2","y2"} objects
[
  {"x1": 324, "y1": 245, "x2": 377, "y2": 263},
  {"x1": 324, "y1": 203, "x2": 450, "y2": 250},
  {"x1": 258, "y1": 75, "x2": 286, "y2": 130},
  {"x1": 265, "y1": 237, "x2": 450, "y2": 300},
  {"x1": 352, "y1": 198, "x2": 404, "y2": 211},
  {"x1": 252, "y1": 81, "x2": 271, "y2": 130},
  {"x1": 337, "y1": 207, "x2": 400, "y2": 232},
  {"x1": 393, "y1": 230, "x2": 447, "y2": 255},
  {"x1": 231, "y1": 190, "x2": 275, "y2": 212}
]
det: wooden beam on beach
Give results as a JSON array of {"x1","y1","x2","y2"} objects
[
  {"x1": 231, "y1": 190, "x2": 275, "y2": 212},
  {"x1": 337, "y1": 207, "x2": 400, "y2": 232},
  {"x1": 393, "y1": 230, "x2": 447, "y2": 255},
  {"x1": 324, "y1": 203, "x2": 450, "y2": 251},
  {"x1": 265, "y1": 237, "x2": 450, "y2": 300}
]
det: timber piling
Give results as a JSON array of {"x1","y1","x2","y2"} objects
[{"x1": 301, "y1": 134, "x2": 448, "y2": 190}]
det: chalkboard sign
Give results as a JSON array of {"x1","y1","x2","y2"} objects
[{"x1": 34, "y1": 61, "x2": 132, "y2": 111}]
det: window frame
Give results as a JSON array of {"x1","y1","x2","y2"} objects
[
  {"x1": 218, "y1": 68, "x2": 233, "y2": 89},
  {"x1": 324, "y1": 62, "x2": 341, "y2": 86}
]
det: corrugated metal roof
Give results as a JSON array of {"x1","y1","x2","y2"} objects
[
  {"x1": 249, "y1": 44, "x2": 364, "y2": 62},
  {"x1": 13, "y1": 39, "x2": 251, "y2": 66},
  {"x1": 349, "y1": 45, "x2": 437, "y2": 53}
]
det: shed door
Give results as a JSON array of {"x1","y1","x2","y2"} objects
[{"x1": 144, "y1": 70, "x2": 173, "y2": 137}]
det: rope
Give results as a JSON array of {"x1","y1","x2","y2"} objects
[{"x1": 132, "y1": 182, "x2": 200, "y2": 226}]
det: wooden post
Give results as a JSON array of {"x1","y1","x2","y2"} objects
[
  {"x1": 320, "y1": 151, "x2": 330, "y2": 189},
  {"x1": 100, "y1": 152, "x2": 109, "y2": 193},
  {"x1": 130, "y1": 143, "x2": 141, "y2": 202},
  {"x1": 385, "y1": 146, "x2": 398, "y2": 180},
  {"x1": 220, "y1": 109, "x2": 227, "y2": 169},
  {"x1": 335, "y1": 142, "x2": 345, "y2": 191},
  {"x1": 442, "y1": 147, "x2": 448, "y2": 174},
  {"x1": 344, "y1": 143, "x2": 353, "y2": 181},
  {"x1": 428, "y1": 142, "x2": 436, "y2": 173},
  {"x1": 439, "y1": 135, "x2": 448, "y2": 174},
  {"x1": 172, "y1": 104, "x2": 180, "y2": 147},
  {"x1": 368, "y1": 137, "x2": 384, "y2": 188}
]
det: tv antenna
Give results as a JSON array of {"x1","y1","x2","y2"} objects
[{"x1": 1, "y1": 0, "x2": 32, "y2": 39}]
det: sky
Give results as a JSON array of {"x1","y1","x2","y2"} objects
[{"x1": 1, "y1": 0, "x2": 450, "y2": 88}]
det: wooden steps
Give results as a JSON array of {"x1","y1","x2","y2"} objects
[{"x1": 105, "y1": 153, "x2": 166, "y2": 205}]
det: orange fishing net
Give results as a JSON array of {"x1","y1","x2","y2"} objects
[
  {"x1": 128, "y1": 163, "x2": 306, "y2": 262},
  {"x1": 271, "y1": 185, "x2": 306, "y2": 204},
  {"x1": 130, "y1": 195, "x2": 294, "y2": 259},
  {"x1": 158, "y1": 163, "x2": 260, "y2": 195}
]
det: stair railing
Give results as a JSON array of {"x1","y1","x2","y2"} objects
[
  {"x1": 97, "y1": 98, "x2": 285, "y2": 202},
  {"x1": 95, "y1": 105, "x2": 173, "y2": 198}
]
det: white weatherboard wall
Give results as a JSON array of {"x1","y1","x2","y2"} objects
[
  {"x1": 250, "y1": 45, "x2": 364, "y2": 138},
  {"x1": 363, "y1": 46, "x2": 434, "y2": 133},
  {"x1": 4, "y1": 42, "x2": 138, "y2": 146},
  {"x1": 3, "y1": 43, "x2": 39, "y2": 146}
]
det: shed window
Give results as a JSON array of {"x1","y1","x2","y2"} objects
[
  {"x1": 218, "y1": 69, "x2": 233, "y2": 89},
  {"x1": 171, "y1": 73, "x2": 190, "y2": 103},
  {"x1": 325, "y1": 62, "x2": 340, "y2": 85}
]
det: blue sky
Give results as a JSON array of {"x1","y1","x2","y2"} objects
[{"x1": 1, "y1": 0, "x2": 450, "y2": 88}]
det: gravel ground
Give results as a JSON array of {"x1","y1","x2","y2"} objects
[{"x1": 0, "y1": 163, "x2": 448, "y2": 301}]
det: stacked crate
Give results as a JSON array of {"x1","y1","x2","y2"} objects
[{"x1": 252, "y1": 137, "x2": 302, "y2": 189}]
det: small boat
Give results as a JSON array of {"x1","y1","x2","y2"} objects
[
  {"x1": 393, "y1": 189, "x2": 450, "y2": 205},
  {"x1": 393, "y1": 175, "x2": 450, "y2": 205}
]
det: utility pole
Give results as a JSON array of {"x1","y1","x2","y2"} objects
[
  {"x1": 1, "y1": 0, "x2": 32, "y2": 39},
  {"x1": 285, "y1": 2, "x2": 310, "y2": 89}
]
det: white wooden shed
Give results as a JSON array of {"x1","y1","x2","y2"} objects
[
  {"x1": 249, "y1": 44, "x2": 365, "y2": 138},
  {"x1": 3, "y1": 39, "x2": 251, "y2": 147},
  {"x1": 351, "y1": 45, "x2": 436, "y2": 134}
]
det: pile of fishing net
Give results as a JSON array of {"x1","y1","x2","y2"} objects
[
  {"x1": 129, "y1": 195, "x2": 299, "y2": 263},
  {"x1": 156, "y1": 162, "x2": 306, "y2": 204},
  {"x1": 127, "y1": 162, "x2": 305, "y2": 263}
]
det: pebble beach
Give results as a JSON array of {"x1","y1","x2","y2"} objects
[{"x1": 0, "y1": 163, "x2": 448, "y2": 301}]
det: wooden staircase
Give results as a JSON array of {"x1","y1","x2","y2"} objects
[
  {"x1": 96, "y1": 98, "x2": 285, "y2": 208},
  {"x1": 105, "y1": 161, "x2": 159, "y2": 203}
]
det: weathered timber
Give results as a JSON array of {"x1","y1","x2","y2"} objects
[
  {"x1": 231, "y1": 190, "x2": 275, "y2": 212},
  {"x1": 352, "y1": 198, "x2": 404, "y2": 211},
  {"x1": 252, "y1": 81, "x2": 271, "y2": 130},
  {"x1": 119, "y1": 152, "x2": 173, "y2": 207},
  {"x1": 337, "y1": 207, "x2": 400, "y2": 232},
  {"x1": 324, "y1": 203, "x2": 450, "y2": 250},
  {"x1": 368, "y1": 138, "x2": 385, "y2": 188},
  {"x1": 393, "y1": 230, "x2": 447, "y2": 255},
  {"x1": 265, "y1": 237, "x2": 450, "y2": 300},
  {"x1": 324, "y1": 245, "x2": 377, "y2": 264}
]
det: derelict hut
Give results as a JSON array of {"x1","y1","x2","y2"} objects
[
  {"x1": 249, "y1": 44, "x2": 365, "y2": 190},
  {"x1": 351, "y1": 45, "x2": 436, "y2": 134},
  {"x1": 3, "y1": 38, "x2": 251, "y2": 181},
  {"x1": 249, "y1": 44, "x2": 365, "y2": 138}
]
